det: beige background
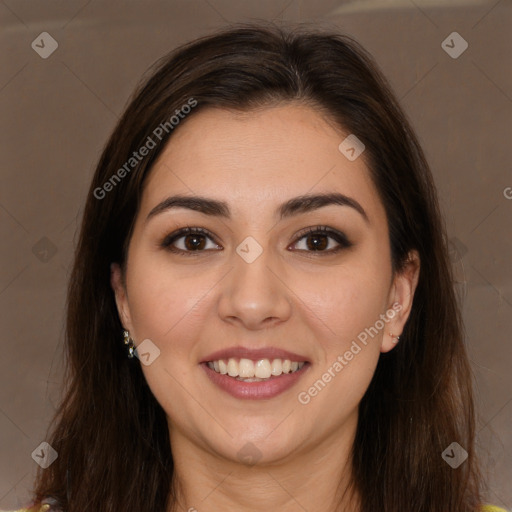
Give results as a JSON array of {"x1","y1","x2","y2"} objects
[{"x1": 0, "y1": 0, "x2": 511, "y2": 509}]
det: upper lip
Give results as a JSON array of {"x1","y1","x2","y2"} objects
[{"x1": 200, "y1": 346, "x2": 310, "y2": 363}]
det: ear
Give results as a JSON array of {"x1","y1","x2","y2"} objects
[
  {"x1": 110, "y1": 262, "x2": 133, "y2": 332},
  {"x1": 380, "y1": 250, "x2": 420, "y2": 353}
]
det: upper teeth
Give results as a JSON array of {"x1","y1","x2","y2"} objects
[{"x1": 207, "y1": 358, "x2": 306, "y2": 379}]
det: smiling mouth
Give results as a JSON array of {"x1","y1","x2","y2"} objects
[{"x1": 206, "y1": 357, "x2": 307, "y2": 382}]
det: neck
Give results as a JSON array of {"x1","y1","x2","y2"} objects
[{"x1": 166, "y1": 412, "x2": 361, "y2": 512}]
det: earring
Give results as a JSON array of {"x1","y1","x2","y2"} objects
[
  {"x1": 390, "y1": 333, "x2": 401, "y2": 344},
  {"x1": 123, "y1": 330, "x2": 135, "y2": 358}
]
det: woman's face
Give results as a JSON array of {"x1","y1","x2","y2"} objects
[{"x1": 111, "y1": 104, "x2": 419, "y2": 466}]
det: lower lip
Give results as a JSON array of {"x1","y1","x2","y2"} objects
[{"x1": 201, "y1": 362, "x2": 310, "y2": 400}]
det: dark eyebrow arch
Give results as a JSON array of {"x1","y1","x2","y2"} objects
[{"x1": 145, "y1": 192, "x2": 369, "y2": 225}]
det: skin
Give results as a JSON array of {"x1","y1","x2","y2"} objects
[{"x1": 110, "y1": 104, "x2": 420, "y2": 512}]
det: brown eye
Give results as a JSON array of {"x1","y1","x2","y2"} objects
[
  {"x1": 291, "y1": 226, "x2": 352, "y2": 253},
  {"x1": 304, "y1": 232, "x2": 329, "y2": 251},
  {"x1": 161, "y1": 227, "x2": 221, "y2": 255},
  {"x1": 182, "y1": 233, "x2": 207, "y2": 250}
]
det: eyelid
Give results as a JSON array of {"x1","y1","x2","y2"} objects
[
  {"x1": 160, "y1": 226, "x2": 221, "y2": 254},
  {"x1": 292, "y1": 225, "x2": 350, "y2": 243},
  {"x1": 290, "y1": 225, "x2": 352, "y2": 251}
]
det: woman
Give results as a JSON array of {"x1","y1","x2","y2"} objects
[{"x1": 6, "y1": 22, "x2": 506, "y2": 512}]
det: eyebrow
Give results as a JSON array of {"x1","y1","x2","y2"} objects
[{"x1": 145, "y1": 192, "x2": 369, "y2": 225}]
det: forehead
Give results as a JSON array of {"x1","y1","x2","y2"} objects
[{"x1": 141, "y1": 104, "x2": 384, "y2": 222}]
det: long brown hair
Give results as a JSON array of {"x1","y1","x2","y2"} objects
[{"x1": 32, "y1": 21, "x2": 484, "y2": 511}]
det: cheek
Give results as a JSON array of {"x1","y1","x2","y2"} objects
[
  {"x1": 294, "y1": 260, "x2": 390, "y2": 347},
  {"x1": 125, "y1": 251, "x2": 213, "y2": 348},
  {"x1": 296, "y1": 253, "x2": 391, "y2": 414},
  {"x1": 125, "y1": 255, "x2": 213, "y2": 420},
  {"x1": 295, "y1": 274, "x2": 386, "y2": 418},
  {"x1": 291, "y1": 257, "x2": 389, "y2": 408}
]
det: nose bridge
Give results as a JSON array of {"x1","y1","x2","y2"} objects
[{"x1": 218, "y1": 236, "x2": 292, "y2": 329}]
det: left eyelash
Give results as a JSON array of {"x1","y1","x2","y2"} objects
[
  {"x1": 291, "y1": 225, "x2": 353, "y2": 252},
  {"x1": 160, "y1": 226, "x2": 218, "y2": 256}
]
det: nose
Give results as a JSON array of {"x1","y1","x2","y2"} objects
[{"x1": 217, "y1": 244, "x2": 293, "y2": 331}]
